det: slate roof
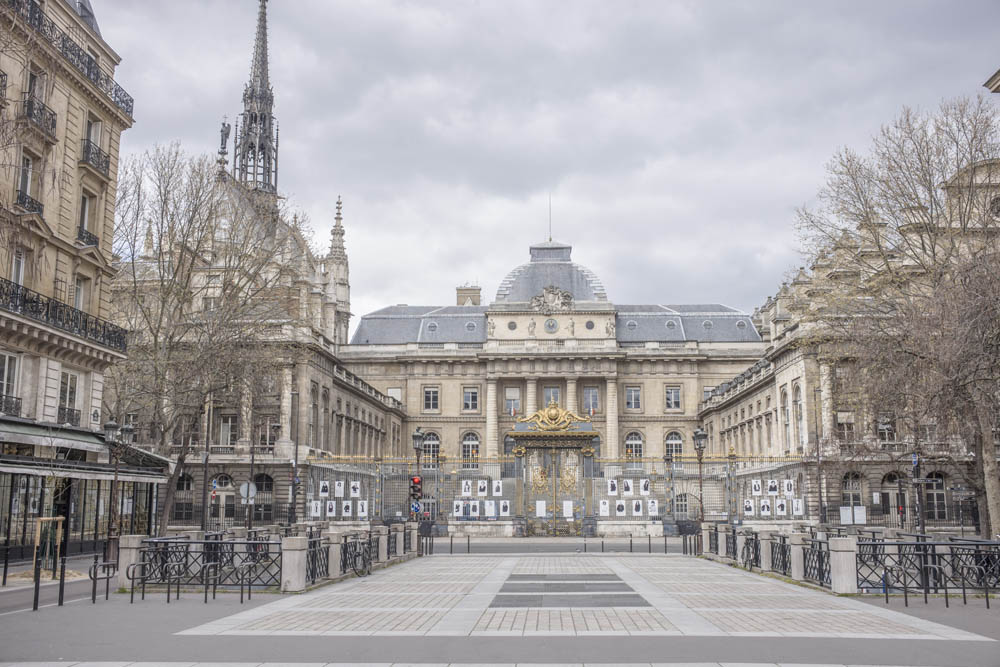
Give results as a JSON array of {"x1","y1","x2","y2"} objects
[
  {"x1": 351, "y1": 305, "x2": 488, "y2": 345},
  {"x1": 616, "y1": 305, "x2": 760, "y2": 344},
  {"x1": 494, "y1": 241, "x2": 608, "y2": 303}
]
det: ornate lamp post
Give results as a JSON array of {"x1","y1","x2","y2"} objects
[
  {"x1": 103, "y1": 420, "x2": 134, "y2": 562},
  {"x1": 693, "y1": 428, "x2": 707, "y2": 523},
  {"x1": 411, "y1": 428, "x2": 425, "y2": 470}
]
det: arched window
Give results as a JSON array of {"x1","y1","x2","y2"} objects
[
  {"x1": 213, "y1": 473, "x2": 233, "y2": 489},
  {"x1": 461, "y1": 432, "x2": 480, "y2": 469},
  {"x1": 422, "y1": 432, "x2": 440, "y2": 470},
  {"x1": 675, "y1": 493, "x2": 689, "y2": 518},
  {"x1": 841, "y1": 471, "x2": 862, "y2": 507},
  {"x1": 665, "y1": 431, "x2": 683, "y2": 458},
  {"x1": 176, "y1": 474, "x2": 193, "y2": 492},
  {"x1": 253, "y1": 473, "x2": 274, "y2": 493},
  {"x1": 624, "y1": 432, "x2": 643, "y2": 458},
  {"x1": 793, "y1": 385, "x2": 805, "y2": 450},
  {"x1": 781, "y1": 390, "x2": 791, "y2": 450},
  {"x1": 877, "y1": 471, "x2": 906, "y2": 516},
  {"x1": 925, "y1": 472, "x2": 947, "y2": 520}
]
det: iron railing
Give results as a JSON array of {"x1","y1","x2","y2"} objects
[
  {"x1": 856, "y1": 540, "x2": 999, "y2": 593},
  {"x1": 771, "y1": 534, "x2": 791, "y2": 576},
  {"x1": 15, "y1": 189, "x2": 42, "y2": 215},
  {"x1": 709, "y1": 525, "x2": 719, "y2": 554},
  {"x1": 57, "y1": 405, "x2": 81, "y2": 426},
  {"x1": 4, "y1": 0, "x2": 134, "y2": 117},
  {"x1": 387, "y1": 532, "x2": 397, "y2": 557},
  {"x1": 0, "y1": 393, "x2": 22, "y2": 417},
  {"x1": 77, "y1": 226, "x2": 98, "y2": 247},
  {"x1": 803, "y1": 539, "x2": 831, "y2": 588},
  {"x1": 0, "y1": 278, "x2": 127, "y2": 353},
  {"x1": 139, "y1": 537, "x2": 281, "y2": 588},
  {"x1": 340, "y1": 533, "x2": 372, "y2": 576},
  {"x1": 404, "y1": 529, "x2": 412, "y2": 553},
  {"x1": 741, "y1": 530, "x2": 760, "y2": 569},
  {"x1": 20, "y1": 94, "x2": 56, "y2": 137},
  {"x1": 0, "y1": 71, "x2": 6, "y2": 101},
  {"x1": 725, "y1": 531, "x2": 737, "y2": 559},
  {"x1": 305, "y1": 537, "x2": 328, "y2": 585},
  {"x1": 80, "y1": 139, "x2": 110, "y2": 177}
]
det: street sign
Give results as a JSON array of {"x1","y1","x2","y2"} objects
[
  {"x1": 911, "y1": 478, "x2": 935, "y2": 484},
  {"x1": 239, "y1": 482, "x2": 257, "y2": 499},
  {"x1": 212, "y1": 479, "x2": 218, "y2": 489},
  {"x1": 911, "y1": 453, "x2": 919, "y2": 467},
  {"x1": 411, "y1": 502, "x2": 422, "y2": 513}
]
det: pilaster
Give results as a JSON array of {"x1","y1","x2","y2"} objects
[{"x1": 486, "y1": 378, "x2": 498, "y2": 456}]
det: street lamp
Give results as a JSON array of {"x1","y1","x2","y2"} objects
[
  {"x1": 103, "y1": 420, "x2": 134, "y2": 562},
  {"x1": 411, "y1": 427, "x2": 425, "y2": 469},
  {"x1": 693, "y1": 428, "x2": 707, "y2": 523}
]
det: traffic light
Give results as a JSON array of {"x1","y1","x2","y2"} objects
[{"x1": 409, "y1": 475, "x2": 422, "y2": 501}]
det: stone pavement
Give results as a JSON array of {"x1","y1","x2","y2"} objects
[{"x1": 179, "y1": 554, "x2": 988, "y2": 640}]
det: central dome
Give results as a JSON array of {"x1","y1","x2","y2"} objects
[{"x1": 493, "y1": 241, "x2": 608, "y2": 304}]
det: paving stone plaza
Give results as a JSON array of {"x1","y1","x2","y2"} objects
[{"x1": 1, "y1": 549, "x2": 996, "y2": 667}]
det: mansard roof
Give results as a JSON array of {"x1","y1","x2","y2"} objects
[{"x1": 494, "y1": 241, "x2": 608, "y2": 304}]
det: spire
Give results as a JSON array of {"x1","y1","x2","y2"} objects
[
  {"x1": 143, "y1": 221, "x2": 154, "y2": 257},
  {"x1": 329, "y1": 196, "x2": 347, "y2": 261},
  {"x1": 233, "y1": 0, "x2": 278, "y2": 194}
]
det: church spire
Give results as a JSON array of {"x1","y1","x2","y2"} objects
[
  {"x1": 329, "y1": 196, "x2": 347, "y2": 261},
  {"x1": 232, "y1": 0, "x2": 279, "y2": 194}
]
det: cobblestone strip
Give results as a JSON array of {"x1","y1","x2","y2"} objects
[{"x1": 425, "y1": 556, "x2": 518, "y2": 636}]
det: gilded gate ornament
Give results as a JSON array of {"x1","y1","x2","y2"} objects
[
  {"x1": 530, "y1": 465, "x2": 550, "y2": 494},
  {"x1": 517, "y1": 399, "x2": 591, "y2": 431}
]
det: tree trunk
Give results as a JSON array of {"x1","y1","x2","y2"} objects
[
  {"x1": 973, "y1": 402, "x2": 1000, "y2": 539},
  {"x1": 158, "y1": 441, "x2": 187, "y2": 537}
]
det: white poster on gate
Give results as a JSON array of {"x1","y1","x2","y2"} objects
[
  {"x1": 793, "y1": 498, "x2": 804, "y2": 516},
  {"x1": 341, "y1": 500, "x2": 352, "y2": 517},
  {"x1": 751, "y1": 480, "x2": 762, "y2": 496},
  {"x1": 744, "y1": 498, "x2": 755, "y2": 516},
  {"x1": 500, "y1": 499, "x2": 511, "y2": 517},
  {"x1": 622, "y1": 479, "x2": 634, "y2": 496},
  {"x1": 462, "y1": 479, "x2": 473, "y2": 497},
  {"x1": 599, "y1": 499, "x2": 610, "y2": 516},
  {"x1": 767, "y1": 480, "x2": 779, "y2": 496},
  {"x1": 632, "y1": 499, "x2": 643, "y2": 516},
  {"x1": 485, "y1": 500, "x2": 496, "y2": 517},
  {"x1": 493, "y1": 480, "x2": 503, "y2": 497},
  {"x1": 326, "y1": 500, "x2": 336, "y2": 517},
  {"x1": 334, "y1": 481, "x2": 345, "y2": 498},
  {"x1": 855, "y1": 505, "x2": 867, "y2": 524},
  {"x1": 783, "y1": 479, "x2": 794, "y2": 498},
  {"x1": 563, "y1": 500, "x2": 574, "y2": 518},
  {"x1": 839, "y1": 506, "x2": 854, "y2": 525},
  {"x1": 607, "y1": 479, "x2": 618, "y2": 496},
  {"x1": 453, "y1": 500, "x2": 463, "y2": 517},
  {"x1": 349, "y1": 481, "x2": 361, "y2": 498},
  {"x1": 310, "y1": 500, "x2": 322, "y2": 517},
  {"x1": 647, "y1": 499, "x2": 658, "y2": 516},
  {"x1": 535, "y1": 500, "x2": 546, "y2": 517},
  {"x1": 639, "y1": 479, "x2": 650, "y2": 496},
  {"x1": 615, "y1": 500, "x2": 626, "y2": 517},
  {"x1": 477, "y1": 480, "x2": 488, "y2": 497},
  {"x1": 774, "y1": 499, "x2": 787, "y2": 516},
  {"x1": 319, "y1": 480, "x2": 330, "y2": 498},
  {"x1": 470, "y1": 501, "x2": 479, "y2": 517},
  {"x1": 760, "y1": 499, "x2": 771, "y2": 517},
  {"x1": 358, "y1": 500, "x2": 368, "y2": 518}
]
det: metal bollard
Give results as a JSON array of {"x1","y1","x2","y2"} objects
[
  {"x1": 2, "y1": 545, "x2": 9, "y2": 586},
  {"x1": 583, "y1": 537, "x2": 587, "y2": 553},
  {"x1": 629, "y1": 534, "x2": 633, "y2": 553},
  {"x1": 467, "y1": 535, "x2": 471, "y2": 554},
  {"x1": 664, "y1": 535, "x2": 668, "y2": 554},
  {"x1": 58, "y1": 555, "x2": 67, "y2": 606},
  {"x1": 450, "y1": 535, "x2": 454, "y2": 554},
  {"x1": 32, "y1": 556, "x2": 41, "y2": 611},
  {"x1": 91, "y1": 554, "x2": 99, "y2": 604},
  {"x1": 601, "y1": 539, "x2": 604, "y2": 553},
  {"x1": 648, "y1": 535, "x2": 651, "y2": 553}
]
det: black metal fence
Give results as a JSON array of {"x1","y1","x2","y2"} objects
[
  {"x1": 771, "y1": 534, "x2": 791, "y2": 576},
  {"x1": 803, "y1": 538, "x2": 831, "y2": 588},
  {"x1": 709, "y1": 525, "x2": 719, "y2": 554},
  {"x1": 856, "y1": 539, "x2": 1000, "y2": 595},
  {"x1": 725, "y1": 531, "x2": 737, "y2": 559},
  {"x1": 305, "y1": 536, "x2": 328, "y2": 585},
  {"x1": 741, "y1": 530, "x2": 760, "y2": 569},
  {"x1": 138, "y1": 536, "x2": 281, "y2": 588}
]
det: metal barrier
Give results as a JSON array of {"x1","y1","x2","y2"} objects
[
  {"x1": 404, "y1": 530, "x2": 412, "y2": 553},
  {"x1": 306, "y1": 537, "x2": 329, "y2": 586},
  {"x1": 387, "y1": 532, "x2": 397, "y2": 557},
  {"x1": 803, "y1": 539, "x2": 831, "y2": 588},
  {"x1": 725, "y1": 531, "x2": 737, "y2": 559},
  {"x1": 138, "y1": 538, "x2": 281, "y2": 588},
  {"x1": 341, "y1": 533, "x2": 372, "y2": 577},
  {"x1": 88, "y1": 555, "x2": 117, "y2": 603},
  {"x1": 741, "y1": 531, "x2": 760, "y2": 570},
  {"x1": 709, "y1": 525, "x2": 719, "y2": 555},
  {"x1": 771, "y1": 535, "x2": 791, "y2": 576},
  {"x1": 682, "y1": 534, "x2": 702, "y2": 555},
  {"x1": 420, "y1": 534, "x2": 435, "y2": 555}
]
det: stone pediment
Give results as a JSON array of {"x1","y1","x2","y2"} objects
[{"x1": 530, "y1": 285, "x2": 574, "y2": 314}]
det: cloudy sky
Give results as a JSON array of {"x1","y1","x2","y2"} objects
[{"x1": 96, "y1": 0, "x2": 999, "y2": 331}]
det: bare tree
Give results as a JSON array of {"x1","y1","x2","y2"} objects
[
  {"x1": 798, "y1": 96, "x2": 1000, "y2": 536},
  {"x1": 105, "y1": 145, "x2": 311, "y2": 534}
]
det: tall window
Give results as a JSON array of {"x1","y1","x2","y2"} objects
[
  {"x1": 74, "y1": 275, "x2": 90, "y2": 311},
  {"x1": 665, "y1": 386, "x2": 681, "y2": 410},
  {"x1": 219, "y1": 415, "x2": 237, "y2": 447},
  {"x1": 504, "y1": 387, "x2": 521, "y2": 415},
  {"x1": 675, "y1": 493, "x2": 689, "y2": 518},
  {"x1": 841, "y1": 472, "x2": 862, "y2": 507},
  {"x1": 423, "y1": 387, "x2": 439, "y2": 411},
  {"x1": 665, "y1": 431, "x2": 683, "y2": 458},
  {"x1": 422, "y1": 432, "x2": 440, "y2": 470},
  {"x1": 793, "y1": 386, "x2": 805, "y2": 449},
  {"x1": 625, "y1": 386, "x2": 641, "y2": 410},
  {"x1": 19, "y1": 155, "x2": 33, "y2": 197},
  {"x1": 11, "y1": 247, "x2": 25, "y2": 286},
  {"x1": 543, "y1": 386, "x2": 560, "y2": 406},
  {"x1": 463, "y1": 386, "x2": 479, "y2": 411},
  {"x1": 461, "y1": 432, "x2": 480, "y2": 469},
  {"x1": 582, "y1": 386, "x2": 599, "y2": 414},
  {"x1": 877, "y1": 413, "x2": 896, "y2": 443},
  {"x1": 0, "y1": 353, "x2": 17, "y2": 399},
  {"x1": 624, "y1": 431, "x2": 643, "y2": 459},
  {"x1": 925, "y1": 472, "x2": 947, "y2": 520},
  {"x1": 781, "y1": 390, "x2": 790, "y2": 450},
  {"x1": 79, "y1": 193, "x2": 93, "y2": 232},
  {"x1": 59, "y1": 371, "x2": 78, "y2": 410},
  {"x1": 835, "y1": 412, "x2": 855, "y2": 441}
]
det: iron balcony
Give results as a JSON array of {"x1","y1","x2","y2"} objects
[
  {"x1": 77, "y1": 226, "x2": 99, "y2": 247},
  {"x1": 15, "y1": 189, "x2": 43, "y2": 215},
  {"x1": 20, "y1": 94, "x2": 57, "y2": 140},
  {"x1": 0, "y1": 393, "x2": 22, "y2": 417},
  {"x1": 57, "y1": 405, "x2": 81, "y2": 427},
  {"x1": 0, "y1": 277, "x2": 127, "y2": 353},
  {"x1": 80, "y1": 139, "x2": 110, "y2": 177}
]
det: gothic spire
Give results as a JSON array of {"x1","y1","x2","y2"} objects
[
  {"x1": 232, "y1": 0, "x2": 278, "y2": 194},
  {"x1": 329, "y1": 196, "x2": 347, "y2": 261}
]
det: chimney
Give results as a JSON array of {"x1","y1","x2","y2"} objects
[{"x1": 456, "y1": 284, "x2": 481, "y2": 306}]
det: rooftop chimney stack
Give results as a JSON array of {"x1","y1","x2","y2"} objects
[{"x1": 457, "y1": 284, "x2": 481, "y2": 306}]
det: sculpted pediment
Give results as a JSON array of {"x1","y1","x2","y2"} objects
[{"x1": 530, "y1": 285, "x2": 574, "y2": 313}]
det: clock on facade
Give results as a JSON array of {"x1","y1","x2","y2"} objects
[{"x1": 544, "y1": 318, "x2": 559, "y2": 333}]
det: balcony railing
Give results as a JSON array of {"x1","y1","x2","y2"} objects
[
  {"x1": 57, "y1": 405, "x2": 81, "y2": 426},
  {"x1": 20, "y1": 94, "x2": 56, "y2": 138},
  {"x1": 80, "y1": 139, "x2": 110, "y2": 177},
  {"x1": 0, "y1": 393, "x2": 22, "y2": 417},
  {"x1": 77, "y1": 226, "x2": 98, "y2": 247},
  {"x1": 4, "y1": 0, "x2": 134, "y2": 117},
  {"x1": 15, "y1": 189, "x2": 42, "y2": 215},
  {"x1": 0, "y1": 71, "x2": 6, "y2": 104},
  {"x1": 0, "y1": 277, "x2": 127, "y2": 353},
  {"x1": 210, "y1": 445, "x2": 235, "y2": 455}
]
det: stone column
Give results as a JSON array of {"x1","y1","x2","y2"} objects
[
  {"x1": 829, "y1": 535, "x2": 859, "y2": 594},
  {"x1": 789, "y1": 532, "x2": 807, "y2": 582},
  {"x1": 374, "y1": 525, "x2": 389, "y2": 562},
  {"x1": 237, "y1": 383, "x2": 252, "y2": 454},
  {"x1": 736, "y1": 532, "x2": 747, "y2": 567},
  {"x1": 525, "y1": 378, "x2": 537, "y2": 414},
  {"x1": 297, "y1": 363, "x2": 310, "y2": 453},
  {"x1": 116, "y1": 534, "x2": 145, "y2": 590},
  {"x1": 278, "y1": 367, "x2": 293, "y2": 447},
  {"x1": 701, "y1": 522, "x2": 714, "y2": 560},
  {"x1": 486, "y1": 378, "x2": 498, "y2": 457},
  {"x1": 339, "y1": 415, "x2": 347, "y2": 456},
  {"x1": 566, "y1": 378, "x2": 578, "y2": 414},
  {"x1": 605, "y1": 378, "x2": 619, "y2": 458},
  {"x1": 406, "y1": 521, "x2": 418, "y2": 555},
  {"x1": 280, "y1": 535, "x2": 308, "y2": 592},
  {"x1": 758, "y1": 530, "x2": 773, "y2": 572}
]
